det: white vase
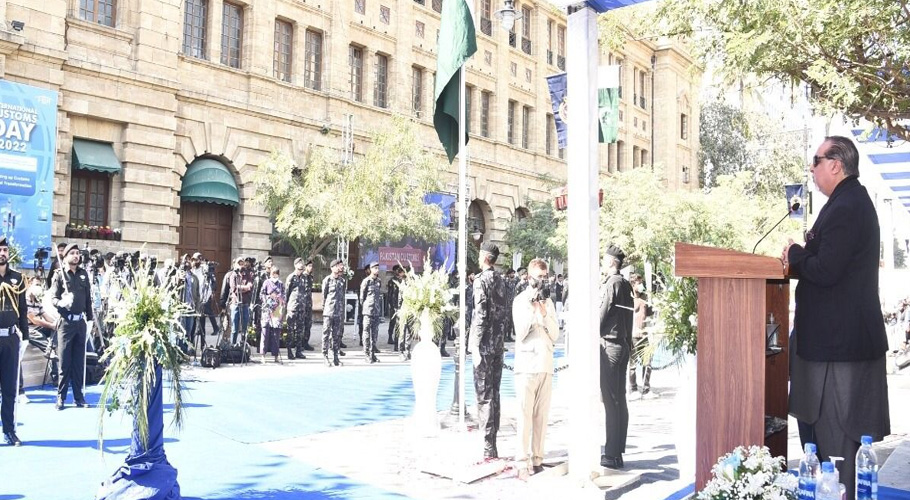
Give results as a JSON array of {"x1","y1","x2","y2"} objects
[
  {"x1": 411, "y1": 314, "x2": 442, "y2": 436},
  {"x1": 673, "y1": 353, "x2": 697, "y2": 484}
]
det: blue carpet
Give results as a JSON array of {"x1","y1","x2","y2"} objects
[{"x1": 2, "y1": 350, "x2": 561, "y2": 499}]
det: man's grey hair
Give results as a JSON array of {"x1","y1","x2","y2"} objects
[
  {"x1": 824, "y1": 135, "x2": 860, "y2": 178},
  {"x1": 528, "y1": 258, "x2": 548, "y2": 273}
]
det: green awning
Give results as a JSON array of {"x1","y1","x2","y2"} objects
[
  {"x1": 72, "y1": 139, "x2": 122, "y2": 174},
  {"x1": 179, "y1": 158, "x2": 240, "y2": 207}
]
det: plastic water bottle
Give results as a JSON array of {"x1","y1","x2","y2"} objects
[
  {"x1": 829, "y1": 456, "x2": 846, "y2": 500},
  {"x1": 799, "y1": 443, "x2": 821, "y2": 500},
  {"x1": 856, "y1": 435, "x2": 879, "y2": 500},
  {"x1": 817, "y1": 462, "x2": 841, "y2": 500}
]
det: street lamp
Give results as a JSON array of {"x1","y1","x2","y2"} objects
[{"x1": 494, "y1": 0, "x2": 522, "y2": 31}]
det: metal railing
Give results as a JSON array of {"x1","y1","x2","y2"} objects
[
  {"x1": 521, "y1": 37, "x2": 531, "y2": 55},
  {"x1": 556, "y1": 55, "x2": 565, "y2": 70},
  {"x1": 480, "y1": 17, "x2": 492, "y2": 36},
  {"x1": 547, "y1": 50, "x2": 553, "y2": 65}
]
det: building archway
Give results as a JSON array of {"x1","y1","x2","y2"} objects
[
  {"x1": 468, "y1": 199, "x2": 490, "y2": 246},
  {"x1": 176, "y1": 157, "x2": 239, "y2": 288}
]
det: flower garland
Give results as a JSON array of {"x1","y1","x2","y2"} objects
[
  {"x1": 395, "y1": 255, "x2": 457, "y2": 342},
  {"x1": 698, "y1": 445, "x2": 797, "y2": 500},
  {"x1": 97, "y1": 261, "x2": 193, "y2": 450}
]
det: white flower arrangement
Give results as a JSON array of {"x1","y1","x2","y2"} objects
[
  {"x1": 698, "y1": 445, "x2": 797, "y2": 500},
  {"x1": 395, "y1": 255, "x2": 457, "y2": 342}
]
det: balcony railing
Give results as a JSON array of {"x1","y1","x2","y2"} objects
[
  {"x1": 432, "y1": 0, "x2": 442, "y2": 13},
  {"x1": 521, "y1": 37, "x2": 531, "y2": 55},
  {"x1": 509, "y1": 32, "x2": 517, "y2": 48},
  {"x1": 639, "y1": 96, "x2": 646, "y2": 109},
  {"x1": 480, "y1": 17, "x2": 492, "y2": 37},
  {"x1": 547, "y1": 50, "x2": 553, "y2": 65},
  {"x1": 556, "y1": 55, "x2": 565, "y2": 71}
]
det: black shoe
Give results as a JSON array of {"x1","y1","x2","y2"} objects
[
  {"x1": 393, "y1": 345, "x2": 399, "y2": 352},
  {"x1": 440, "y1": 350, "x2": 451, "y2": 357},
  {"x1": 287, "y1": 350, "x2": 295, "y2": 360},
  {"x1": 372, "y1": 346, "x2": 380, "y2": 353},
  {"x1": 340, "y1": 342, "x2": 348, "y2": 348},
  {"x1": 371, "y1": 355, "x2": 380, "y2": 363},
  {"x1": 74, "y1": 398, "x2": 87, "y2": 408},
  {"x1": 333, "y1": 355, "x2": 341, "y2": 366},
  {"x1": 483, "y1": 444, "x2": 498, "y2": 459},
  {"x1": 387, "y1": 338, "x2": 395, "y2": 345},
  {"x1": 532, "y1": 465, "x2": 544, "y2": 474},
  {"x1": 295, "y1": 350, "x2": 304, "y2": 358},
  {"x1": 303, "y1": 344, "x2": 315, "y2": 351},
  {"x1": 339, "y1": 350, "x2": 346, "y2": 356},
  {"x1": 3, "y1": 431, "x2": 22, "y2": 446},
  {"x1": 600, "y1": 455, "x2": 624, "y2": 469},
  {"x1": 55, "y1": 397, "x2": 64, "y2": 411}
]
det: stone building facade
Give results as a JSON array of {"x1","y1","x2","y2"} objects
[{"x1": 0, "y1": 0, "x2": 699, "y2": 271}]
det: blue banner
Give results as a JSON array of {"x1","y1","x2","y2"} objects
[
  {"x1": 0, "y1": 79, "x2": 57, "y2": 269},
  {"x1": 785, "y1": 184, "x2": 805, "y2": 219},
  {"x1": 546, "y1": 73, "x2": 568, "y2": 149}
]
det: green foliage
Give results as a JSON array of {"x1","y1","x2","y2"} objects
[
  {"x1": 699, "y1": 101, "x2": 806, "y2": 197},
  {"x1": 502, "y1": 199, "x2": 567, "y2": 264},
  {"x1": 253, "y1": 116, "x2": 449, "y2": 261},
  {"x1": 600, "y1": 168, "x2": 800, "y2": 355},
  {"x1": 396, "y1": 254, "x2": 458, "y2": 342},
  {"x1": 98, "y1": 260, "x2": 192, "y2": 450},
  {"x1": 654, "y1": 0, "x2": 910, "y2": 141}
]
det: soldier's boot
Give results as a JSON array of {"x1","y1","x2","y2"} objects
[
  {"x1": 287, "y1": 346, "x2": 295, "y2": 360},
  {"x1": 295, "y1": 348, "x2": 305, "y2": 359},
  {"x1": 333, "y1": 352, "x2": 341, "y2": 366},
  {"x1": 370, "y1": 354, "x2": 380, "y2": 363}
]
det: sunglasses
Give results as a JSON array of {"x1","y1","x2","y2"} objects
[{"x1": 813, "y1": 154, "x2": 836, "y2": 166}]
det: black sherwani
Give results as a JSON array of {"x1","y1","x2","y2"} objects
[{"x1": 787, "y1": 176, "x2": 890, "y2": 499}]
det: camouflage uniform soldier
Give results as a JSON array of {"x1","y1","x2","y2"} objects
[
  {"x1": 503, "y1": 269, "x2": 517, "y2": 341},
  {"x1": 360, "y1": 261, "x2": 382, "y2": 363},
  {"x1": 470, "y1": 242, "x2": 508, "y2": 459},
  {"x1": 299, "y1": 260, "x2": 315, "y2": 351},
  {"x1": 284, "y1": 258, "x2": 310, "y2": 359},
  {"x1": 321, "y1": 259, "x2": 347, "y2": 367}
]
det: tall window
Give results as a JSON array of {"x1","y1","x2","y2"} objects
[
  {"x1": 681, "y1": 113, "x2": 689, "y2": 140},
  {"x1": 507, "y1": 100, "x2": 516, "y2": 145},
  {"x1": 546, "y1": 19, "x2": 554, "y2": 65},
  {"x1": 480, "y1": 91, "x2": 491, "y2": 138},
  {"x1": 183, "y1": 0, "x2": 207, "y2": 59},
  {"x1": 556, "y1": 25, "x2": 566, "y2": 70},
  {"x1": 480, "y1": 0, "x2": 492, "y2": 36},
  {"x1": 304, "y1": 30, "x2": 323, "y2": 91},
  {"x1": 70, "y1": 171, "x2": 110, "y2": 227},
  {"x1": 633, "y1": 146, "x2": 640, "y2": 169},
  {"x1": 521, "y1": 105, "x2": 531, "y2": 149},
  {"x1": 412, "y1": 66, "x2": 424, "y2": 117},
  {"x1": 80, "y1": 0, "x2": 116, "y2": 27},
  {"x1": 546, "y1": 113, "x2": 554, "y2": 155},
  {"x1": 349, "y1": 45, "x2": 364, "y2": 102},
  {"x1": 374, "y1": 53, "x2": 389, "y2": 108},
  {"x1": 616, "y1": 58, "x2": 624, "y2": 98},
  {"x1": 639, "y1": 69, "x2": 647, "y2": 108},
  {"x1": 220, "y1": 2, "x2": 243, "y2": 68},
  {"x1": 465, "y1": 85, "x2": 473, "y2": 134},
  {"x1": 520, "y1": 5, "x2": 532, "y2": 55},
  {"x1": 273, "y1": 19, "x2": 293, "y2": 82}
]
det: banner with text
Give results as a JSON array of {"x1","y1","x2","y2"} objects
[{"x1": 0, "y1": 79, "x2": 57, "y2": 269}]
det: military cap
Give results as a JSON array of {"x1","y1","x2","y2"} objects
[
  {"x1": 64, "y1": 243, "x2": 80, "y2": 256},
  {"x1": 605, "y1": 243, "x2": 626, "y2": 263}
]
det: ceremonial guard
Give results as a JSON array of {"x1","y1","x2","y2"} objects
[
  {"x1": 470, "y1": 242, "x2": 508, "y2": 459},
  {"x1": 387, "y1": 265, "x2": 403, "y2": 349},
  {"x1": 50, "y1": 243, "x2": 93, "y2": 411},
  {"x1": 285, "y1": 258, "x2": 314, "y2": 358},
  {"x1": 360, "y1": 262, "x2": 382, "y2": 363},
  {"x1": 321, "y1": 259, "x2": 347, "y2": 367},
  {"x1": 0, "y1": 237, "x2": 28, "y2": 446}
]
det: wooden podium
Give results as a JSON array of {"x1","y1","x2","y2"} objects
[{"x1": 674, "y1": 242, "x2": 791, "y2": 490}]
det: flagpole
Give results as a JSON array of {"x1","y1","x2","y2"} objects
[{"x1": 457, "y1": 64, "x2": 468, "y2": 429}]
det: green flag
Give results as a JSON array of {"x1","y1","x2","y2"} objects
[
  {"x1": 434, "y1": 0, "x2": 477, "y2": 164},
  {"x1": 598, "y1": 65, "x2": 620, "y2": 144}
]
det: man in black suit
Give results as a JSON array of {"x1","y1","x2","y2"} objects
[{"x1": 783, "y1": 136, "x2": 890, "y2": 500}]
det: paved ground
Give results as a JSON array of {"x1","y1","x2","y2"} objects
[{"x1": 17, "y1": 321, "x2": 910, "y2": 499}]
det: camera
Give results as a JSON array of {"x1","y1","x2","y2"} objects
[
  {"x1": 206, "y1": 260, "x2": 218, "y2": 274},
  {"x1": 34, "y1": 246, "x2": 50, "y2": 261}
]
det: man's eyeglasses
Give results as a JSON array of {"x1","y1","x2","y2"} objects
[{"x1": 813, "y1": 154, "x2": 836, "y2": 166}]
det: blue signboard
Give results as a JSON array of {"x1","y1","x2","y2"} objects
[{"x1": 0, "y1": 79, "x2": 58, "y2": 269}]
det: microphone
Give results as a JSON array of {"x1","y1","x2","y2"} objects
[{"x1": 752, "y1": 201, "x2": 800, "y2": 254}]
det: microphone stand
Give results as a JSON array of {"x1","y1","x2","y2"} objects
[{"x1": 752, "y1": 204, "x2": 799, "y2": 254}]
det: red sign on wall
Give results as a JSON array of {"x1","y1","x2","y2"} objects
[{"x1": 379, "y1": 245, "x2": 426, "y2": 270}]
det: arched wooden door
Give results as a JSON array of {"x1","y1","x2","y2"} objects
[{"x1": 176, "y1": 201, "x2": 233, "y2": 297}]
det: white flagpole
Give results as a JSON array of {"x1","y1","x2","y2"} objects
[{"x1": 458, "y1": 63, "x2": 468, "y2": 429}]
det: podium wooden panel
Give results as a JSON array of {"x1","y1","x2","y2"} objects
[{"x1": 675, "y1": 243, "x2": 790, "y2": 491}]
